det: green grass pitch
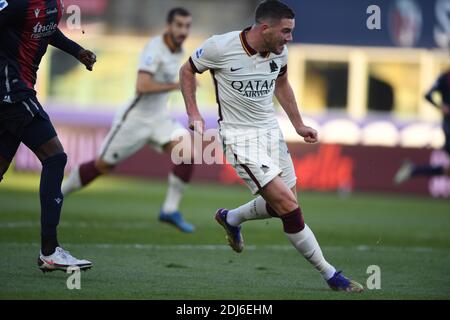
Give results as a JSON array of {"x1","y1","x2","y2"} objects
[{"x1": 0, "y1": 172, "x2": 449, "y2": 300}]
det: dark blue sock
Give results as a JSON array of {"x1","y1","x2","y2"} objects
[
  {"x1": 40, "y1": 153, "x2": 67, "y2": 255},
  {"x1": 411, "y1": 165, "x2": 444, "y2": 177}
]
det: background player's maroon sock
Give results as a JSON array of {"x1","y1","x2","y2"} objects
[
  {"x1": 79, "y1": 160, "x2": 102, "y2": 186},
  {"x1": 40, "y1": 153, "x2": 66, "y2": 256},
  {"x1": 172, "y1": 163, "x2": 194, "y2": 183}
]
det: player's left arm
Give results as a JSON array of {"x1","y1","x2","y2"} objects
[
  {"x1": 49, "y1": 29, "x2": 97, "y2": 71},
  {"x1": 275, "y1": 70, "x2": 318, "y2": 144},
  {"x1": 425, "y1": 74, "x2": 450, "y2": 115},
  {"x1": 424, "y1": 78, "x2": 441, "y2": 108},
  {"x1": 180, "y1": 36, "x2": 222, "y2": 135}
]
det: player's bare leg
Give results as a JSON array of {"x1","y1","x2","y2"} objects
[
  {"x1": 159, "y1": 135, "x2": 195, "y2": 233},
  {"x1": 260, "y1": 178, "x2": 339, "y2": 282},
  {"x1": 62, "y1": 157, "x2": 114, "y2": 196},
  {"x1": 215, "y1": 178, "x2": 290, "y2": 253},
  {"x1": 223, "y1": 177, "x2": 293, "y2": 232},
  {"x1": 218, "y1": 176, "x2": 363, "y2": 292},
  {"x1": 32, "y1": 137, "x2": 92, "y2": 272}
]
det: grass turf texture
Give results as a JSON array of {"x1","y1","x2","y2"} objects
[{"x1": 0, "y1": 172, "x2": 449, "y2": 300}]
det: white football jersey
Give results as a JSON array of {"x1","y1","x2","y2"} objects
[
  {"x1": 134, "y1": 34, "x2": 184, "y2": 115},
  {"x1": 189, "y1": 27, "x2": 288, "y2": 132}
]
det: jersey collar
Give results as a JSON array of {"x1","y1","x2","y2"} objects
[
  {"x1": 240, "y1": 27, "x2": 270, "y2": 58},
  {"x1": 163, "y1": 33, "x2": 182, "y2": 53}
]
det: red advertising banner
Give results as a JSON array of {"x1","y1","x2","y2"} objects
[{"x1": 14, "y1": 123, "x2": 450, "y2": 198}]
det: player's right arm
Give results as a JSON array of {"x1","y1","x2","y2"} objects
[
  {"x1": 180, "y1": 37, "x2": 222, "y2": 134},
  {"x1": 180, "y1": 61, "x2": 204, "y2": 134}
]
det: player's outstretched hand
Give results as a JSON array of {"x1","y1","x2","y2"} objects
[
  {"x1": 297, "y1": 125, "x2": 318, "y2": 144},
  {"x1": 188, "y1": 114, "x2": 205, "y2": 135},
  {"x1": 78, "y1": 50, "x2": 97, "y2": 71}
]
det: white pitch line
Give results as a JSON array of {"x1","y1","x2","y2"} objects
[
  {"x1": 0, "y1": 221, "x2": 156, "y2": 229},
  {"x1": 0, "y1": 242, "x2": 442, "y2": 253},
  {"x1": 0, "y1": 221, "x2": 442, "y2": 247}
]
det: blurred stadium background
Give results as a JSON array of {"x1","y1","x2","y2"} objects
[
  {"x1": 16, "y1": 0, "x2": 450, "y2": 197},
  {"x1": 1, "y1": 0, "x2": 450, "y2": 299}
]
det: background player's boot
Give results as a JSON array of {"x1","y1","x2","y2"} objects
[
  {"x1": 394, "y1": 160, "x2": 413, "y2": 185},
  {"x1": 159, "y1": 210, "x2": 195, "y2": 233},
  {"x1": 215, "y1": 208, "x2": 244, "y2": 253},
  {"x1": 38, "y1": 247, "x2": 92, "y2": 273},
  {"x1": 327, "y1": 271, "x2": 364, "y2": 293}
]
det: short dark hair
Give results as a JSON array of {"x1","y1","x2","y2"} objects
[
  {"x1": 255, "y1": 0, "x2": 295, "y2": 24},
  {"x1": 167, "y1": 7, "x2": 191, "y2": 24}
]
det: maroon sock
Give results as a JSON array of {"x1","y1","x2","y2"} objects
[
  {"x1": 265, "y1": 203, "x2": 279, "y2": 218},
  {"x1": 79, "y1": 160, "x2": 101, "y2": 186},
  {"x1": 172, "y1": 163, "x2": 194, "y2": 183},
  {"x1": 280, "y1": 208, "x2": 305, "y2": 234}
]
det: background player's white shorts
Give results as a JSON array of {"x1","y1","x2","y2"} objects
[
  {"x1": 99, "y1": 103, "x2": 187, "y2": 165},
  {"x1": 221, "y1": 127, "x2": 297, "y2": 195}
]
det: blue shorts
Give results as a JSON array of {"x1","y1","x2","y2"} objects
[{"x1": 0, "y1": 96, "x2": 57, "y2": 162}]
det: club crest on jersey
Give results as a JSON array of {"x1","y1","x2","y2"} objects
[
  {"x1": 195, "y1": 48, "x2": 204, "y2": 59},
  {"x1": 270, "y1": 61, "x2": 279, "y2": 73},
  {"x1": 0, "y1": 0, "x2": 8, "y2": 11}
]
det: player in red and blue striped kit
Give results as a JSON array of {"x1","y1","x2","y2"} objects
[{"x1": 0, "y1": 0, "x2": 96, "y2": 272}]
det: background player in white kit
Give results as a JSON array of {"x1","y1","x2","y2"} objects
[
  {"x1": 180, "y1": 0, "x2": 364, "y2": 292},
  {"x1": 63, "y1": 8, "x2": 196, "y2": 233}
]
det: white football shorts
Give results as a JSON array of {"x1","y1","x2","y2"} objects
[
  {"x1": 99, "y1": 99, "x2": 187, "y2": 165},
  {"x1": 221, "y1": 126, "x2": 297, "y2": 195}
]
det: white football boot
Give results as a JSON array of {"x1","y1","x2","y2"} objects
[{"x1": 38, "y1": 247, "x2": 93, "y2": 273}]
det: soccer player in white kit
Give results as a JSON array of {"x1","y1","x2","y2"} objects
[
  {"x1": 62, "y1": 8, "x2": 196, "y2": 233},
  {"x1": 180, "y1": 0, "x2": 363, "y2": 292}
]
